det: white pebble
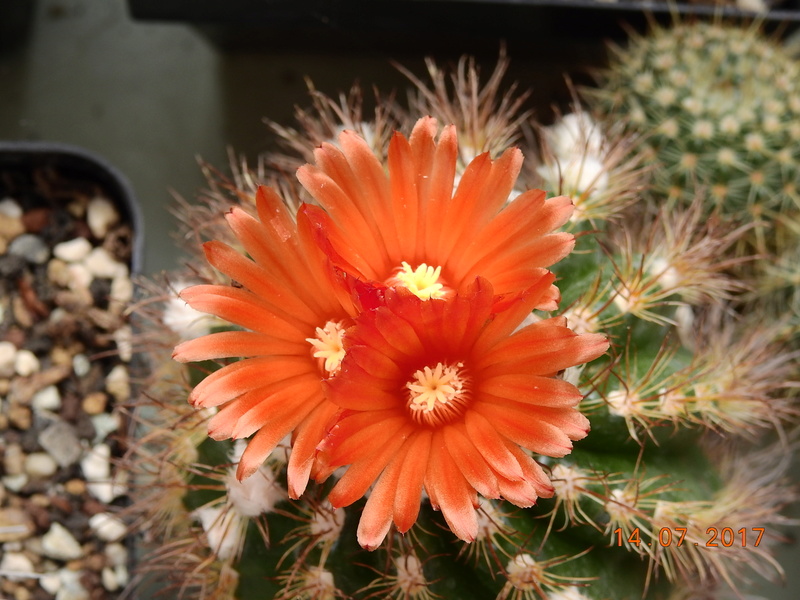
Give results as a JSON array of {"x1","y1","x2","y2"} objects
[
  {"x1": 53, "y1": 237, "x2": 93, "y2": 262},
  {"x1": 67, "y1": 262, "x2": 93, "y2": 290},
  {"x1": 0, "y1": 198, "x2": 23, "y2": 218},
  {"x1": 104, "y1": 542, "x2": 129, "y2": 567},
  {"x1": 101, "y1": 566, "x2": 120, "y2": 592},
  {"x1": 14, "y1": 349, "x2": 40, "y2": 377},
  {"x1": 110, "y1": 275, "x2": 134, "y2": 304},
  {"x1": 113, "y1": 564, "x2": 129, "y2": 587},
  {"x1": 0, "y1": 341, "x2": 16, "y2": 377},
  {"x1": 40, "y1": 572, "x2": 62, "y2": 595},
  {"x1": 3, "y1": 443, "x2": 24, "y2": 475},
  {"x1": 112, "y1": 325, "x2": 133, "y2": 362},
  {"x1": 81, "y1": 444, "x2": 111, "y2": 481},
  {"x1": 1, "y1": 474, "x2": 28, "y2": 492},
  {"x1": 42, "y1": 522, "x2": 84, "y2": 561},
  {"x1": 84, "y1": 247, "x2": 128, "y2": 280},
  {"x1": 25, "y1": 452, "x2": 59, "y2": 478},
  {"x1": 91, "y1": 412, "x2": 121, "y2": 442},
  {"x1": 0, "y1": 551, "x2": 36, "y2": 580},
  {"x1": 81, "y1": 444, "x2": 127, "y2": 503},
  {"x1": 32, "y1": 385, "x2": 62, "y2": 411},
  {"x1": 55, "y1": 568, "x2": 90, "y2": 600},
  {"x1": 89, "y1": 512, "x2": 127, "y2": 542},
  {"x1": 87, "y1": 196, "x2": 120, "y2": 239},
  {"x1": 8, "y1": 233, "x2": 50, "y2": 264},
  {"x1": 72, "y1": 354, "x2": 91, "y2": 377},
  {"x1": 105, "y1": 364, "x2": 130, "y2": 402}
]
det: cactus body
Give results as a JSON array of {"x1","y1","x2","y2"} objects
[{"x1": 126, "y1": 57, "x2": 798, "y2": 600}]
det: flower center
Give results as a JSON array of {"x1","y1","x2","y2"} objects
[
  {"x1": 306, "y1": 321, "x2": 346, "y2": 376},
  {"x1": 406, "y1": 362, "x2": 468, "y2": 425},
  {"x1": 389, "y1": 262, "x2": 447, "y2": 300}
]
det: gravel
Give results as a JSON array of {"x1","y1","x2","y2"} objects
[{"x1": 0, "y1": 162, "x2": 135, "y2": 599}]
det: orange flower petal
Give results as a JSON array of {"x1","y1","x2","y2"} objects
[
  {"x1": 236, "y1": 405, "x2": 311, "y2": 480},
  {"x1": 357, "y1": 439, "x2": 413, "y2": 551},
  {"x1": 339, "y1": 130, "x2": 400, "y2": 262},
  {"x1": 443, "y1": 425, "x2": 500, "y2": 499},
  {"x1": 425, "y1": 434, "x2": 478, "y2": 542},
  {"x1": 173, "y1": 331, "x2": 306, "y2": 362},
  {"x1": 321, "y1": 367, "x2": 401, "y2": 412},
  {"x1": 328, "y1": 423, "x2": 413, "y2": 509},
  {"x1": 474, "y1": 402, "x2": 575, "y2": 457},
  {"x1": 296, "y1": 172, "x2": 386, "y2": 280},
  {"x1": 208, "y1": 378, "x2": 320, "y2": 440},
  {"x1": 478, "y1": 374, "x2": 584, "y2": 408},
  {"x1": 450, "y1": 192, "x2": 574, "y2": 275},
  {"x1": 388, "y1": 132, "x2": 419, "y2": 260},
  {"x1": 503, "y1": 441, "x2": 555, "y2": 498},
  {"x1": 463, "y1": 411, "x2": 525, "y2": 482},
  {"x1": 202, "y1": 240, "x2": 320, "y2": 325},
  {"x1": 436, "y1": 153, "x2": 493, "y2": 260},
  {"x1": 393, "y1": 430, "x2": 432, "y2": 533},
  {"x1": 323, "y1": 411, "x2": 408, "y2": 468},
  {"x1": 180, "y1": 285, "x2": 307, "y2": 339},
  {"x1": 478, "y1": 320, "x2": 608, "y2": 377},
  {"x1": 422, "y1": 124, "x2": 458, "y2": 259},
  {"x1": 189, "y1": 356, "x2": 312, "y2": 408},
  {"x1": 287, "y1": 400, "x2": 341, "y2": 499}
]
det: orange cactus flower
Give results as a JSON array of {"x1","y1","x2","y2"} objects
[
  {"x1": 172, "y1": 186, "x2": 355, "y2": 498},
  {"x1": 298, "y1": 116, "x2": 575, "y2": 308},
  {"x1": 317, "y1": 274, "x2": 609, "y2": 550}
]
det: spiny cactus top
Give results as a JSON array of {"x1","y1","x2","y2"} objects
[
  {"x1": 590, "y1": 21, "x2": 800, "y2": 214},
  {"x1": 128, "y1": 59, "x2": 798, "y2": 600},
  {"x1": 174, "y1": 117, "x2": 608, "y2": 549}
]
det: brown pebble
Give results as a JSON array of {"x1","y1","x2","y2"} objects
[
  {"x1": 84, "y1": 552, "x2": 106, "y2": 572},
  {"x1": 60, "y1": 391, "x2": 82, "y2": 422},
  {"x1": 0, "y1": 507, "x2": 35, "y2": 541},
  {"x1": 26, "y1": 503, "x2": 51, "y2": 531},
  {"x1": 82, "y1": 392, "x2": 108, "y2": 415},
  {"x1": 64, "y1": 478, "x2": 87, "y2": 496},
  {"x1": 49, "y1": 494, "x2": 74, "y2": 514},
  {"x1": 7, "y1": 404, "x2": 32, "y2": 429},
  {"x1": 50, "y1": 345, "x2": 73, "y2": 367},
  {"x1": 29, "y1": 493, "x2": 50, "y2": 507},
  {"x1": 15, "y1": 586, "x2": 33, "y2": 600},
  {"x1": 82, "y1": 498, "x2": 108, "y2": 517},
  {"x1": 21, "y1": 207, "x2": 51, "y2": 233},
  {"x1": 0, "y1": 213, "x2": 25, "y2": 240},
  {"x1": 11, "y1": 295, "x2": 34, "y2": 328},
  {"x1": 66, "y1": 559, "x2": 84, "y2": 571},
  {"x1": 2, "y1": 326, "x2": 26, "y2": 348},
  {"x1": 0, "y1": 378, "x2": 9, "y2": 395}
]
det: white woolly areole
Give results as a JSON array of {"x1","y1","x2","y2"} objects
[
  {"x1": 163, "y1": 280, "x2": 219, "y2": 340},
  {"x1": 193, "y1": 506, "x2": 241, "y2": 560},
  {"x1": 538, "y1": 156, "x2": 609, "y2": 201},
  {"x1": 546, "y1": 113, "x2": 606, "y2": 158},
  {"x1": 226, "y1": 440, "x2": 285, "y2": 517}
]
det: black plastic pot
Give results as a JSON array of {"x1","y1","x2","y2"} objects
[{"x1": 0, "y1": 141, "x2": 144, "y2": 273}]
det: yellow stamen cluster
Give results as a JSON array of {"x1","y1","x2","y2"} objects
[
  {"x1": 306, "y1": 321, "x2": 346, "y2": 375},
  {"x1": 391, "y1": 262, "x2": 446, "y2": 300},
  {"x1": 406, "y1": 362, "x2": 468, "y2": 425}
]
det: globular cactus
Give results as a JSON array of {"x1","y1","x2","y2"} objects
[
  {"x1": 588, "y1": 21, "x2": 800, "y2": 217},
  {"x1": 124, "y1": 57, "x2": 798, "y2": 600},
  {"x1": 586, "y1": 19, "x2": 800, "y2": 337}
]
